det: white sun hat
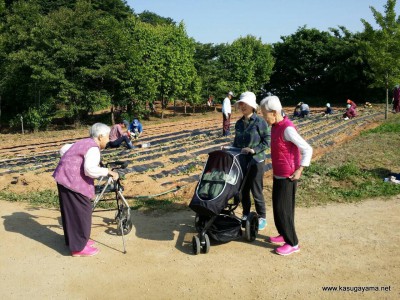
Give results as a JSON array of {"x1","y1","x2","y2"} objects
[{"x1": 236, "y1": 91, "x2": 258, "y2": 110}]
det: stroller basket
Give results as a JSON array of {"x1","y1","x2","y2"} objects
[{"x1": 207, "y1": 215, "x2": 242, "y2": 242}]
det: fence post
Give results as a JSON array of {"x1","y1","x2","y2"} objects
[{"x1": 20, "y1": 115, "x2": 24, "y2": 134}]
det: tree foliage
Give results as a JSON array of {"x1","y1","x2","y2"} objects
[
  {"x1": 267, "y1": 26, "x2": 382, "y2": 105},
  {"x1": 361, "y1": 0, "x2": 400, "y2": 117},
  {"x1": 219, "y1": 35, "x2": 274, "y2": 98},
  {"x1": 0, "y1": 0, "x2": 397, "y2": 130}
]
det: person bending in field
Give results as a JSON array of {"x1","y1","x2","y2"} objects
[
  {"x1": 53, "y1": 123, "x2": 119, "y2": 257},
  {"x1": 343, "y1": 104, "x2": 357, "y2": 120},
  {"x1": 108, "y1": 120, "x2": 134, "y2": 149}
]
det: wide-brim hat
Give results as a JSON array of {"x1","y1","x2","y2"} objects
[{"x1": 236, "y1": 91, "x2": 258, "y2": 110}]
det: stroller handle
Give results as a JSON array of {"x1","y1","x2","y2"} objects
[
  {"x1": 99, "y1": 161, "x2": 129, "y2": 182},
  {"x1": 221, "y1": 146, "x2": 242, "y2": 152}
]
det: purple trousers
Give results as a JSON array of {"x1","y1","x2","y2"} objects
[{"x1": 222, "y1": 113, "x2": 231, "y2": 136}]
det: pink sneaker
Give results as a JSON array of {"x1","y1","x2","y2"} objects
[
  {"x1": 269, "y1": 235, "x2": 285, "y2": 244},
  {"x1": 86, "y1": 240, "x2": 96, "y2": 247},
  {"x1": 275, "y1": 243, "x2": 300, "y2": 256},
  {"x1": 72, "y1": 245, "x2": 100, "y2": 257}
]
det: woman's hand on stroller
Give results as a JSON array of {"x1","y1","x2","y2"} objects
[
  {"x1": 241, "y1": 147, "x2": 255, "y2": 155},
  {"x1": 108, "y1": 170, "x2": 119, "y2": 181}
]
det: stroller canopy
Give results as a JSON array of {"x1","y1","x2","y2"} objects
[{"x1": 190, "y1": 150, "x2": 250, "y2": 217}]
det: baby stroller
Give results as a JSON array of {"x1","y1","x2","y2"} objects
[
  {"x1": 189, "y1": 148, "x2": 259, "y2": 255},
  {"x1": 92, "y1": 161, "x2": 132, "y2": 253}
]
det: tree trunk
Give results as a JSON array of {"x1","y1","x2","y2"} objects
[
  {"x1": 385, "y1": 73, "x2": 389, "y2": 120},
  {"x1": 161, "y1": 96, "x2": 165, "y2": 119},
  {"x1": 111, "y1": 105, "x2": 116, "y2": 125},
  {"x1": 386, "y1": 88, "x2": 389, "y2": 120}
]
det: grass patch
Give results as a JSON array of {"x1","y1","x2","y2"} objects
[
  {"x1": 362, "y1": 115, "x2": 400, "y2": 134},
  {"x1": 130, "y1": 196, "x2": 187, "y2": 214},
  {"x1": 298, "y1": 114, "x2": 400, "y2": 206},
  {"x1": 0, "y1": 189, "x2": 59, "y2": 208},
  {"x1": 299, "y1": 163, "x2": 400, "y2": 206}
]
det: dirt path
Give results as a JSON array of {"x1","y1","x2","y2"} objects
[{"x1": 1, "y1": 196, "x2": 399, "y2": 299}]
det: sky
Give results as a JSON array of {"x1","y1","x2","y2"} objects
[{"x1": 126, "y1": 0, "x2": 398, "y2": 44}]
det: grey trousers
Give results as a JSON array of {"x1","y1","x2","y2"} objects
[{"x1": 241, "y1": 161, "x2": 266, "y2": 219}]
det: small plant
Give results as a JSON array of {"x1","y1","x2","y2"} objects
[
  {"x1": 327, "y1": 162, "x2": 363, "y2": 180},
  {"x1": 0, "y1": 189, "x2": 59, "y2": 208}
]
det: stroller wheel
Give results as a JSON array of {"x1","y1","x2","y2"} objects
[
  {"x1": 201, "y1": 234, "x2": 210, "y2": 254},
  {"x1": 117, "y1": 216, "x2": 133, "y2": 235},
  {"x1": 192, "y1": 236, "x2": 201, "y2": 255},
  {"x1": 244, "y1": 212, "x2": 259, "y2": 242}
]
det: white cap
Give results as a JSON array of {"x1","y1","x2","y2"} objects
[
  {"x1": 228, "y1": 91, "x2": 234, "y2": 96},
  {"x1": 326, "y1": 103, "x2": 330, "y2": 107},
  {"x1": 260, "y1": 95, "x2": 282, "y2": 112},
  {"x1": 236, "y1": 91, "x2": 258, "y2": 110}
]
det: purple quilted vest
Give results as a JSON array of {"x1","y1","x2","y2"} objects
[{"x1": 53, "y1": 138, "x2": 99, "y2": 199}]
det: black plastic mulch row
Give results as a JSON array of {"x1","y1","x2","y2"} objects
[{"x1": 163, "y1": 112, "x2": 382, "y2": 185}]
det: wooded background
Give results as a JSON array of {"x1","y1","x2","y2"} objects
[{"x1": 0, "y1": 0, "x2": 399, "y2": 130}]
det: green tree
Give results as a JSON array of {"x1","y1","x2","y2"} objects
[
  {"x1": 194, "y1": 42, "x2": 224, "y2": 103},
  {"x1": 138, "y1": 10, "x2": 175, "y2": 26},
  {"x1": 0, "y1": 0, "x2": 137, "y2": 128},
  {"x1": 326, "y1": 27, "x2": 374, "y2": 101},
  {"x1": 219, "y1": 35, "x2": 274, "y2": 98},
  {"x1": 25, "y1": 0, "x2": 136, "y2": 126},
  {"x1": 361, "y1": 0, "x2": 400, "y2": 118},
  {"x1": 0, "y1": 0, "x2": 44, "y2": 123},
  {"x1": 267, "y1": 27, "x2": 334, "y2": 102},
  {"x1": 131, "y1": 20, "x2": 199, "y2": 118}
]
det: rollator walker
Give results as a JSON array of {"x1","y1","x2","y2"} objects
[{"x1": 92, "y1": 161, "x2": 132, "y2": 253}]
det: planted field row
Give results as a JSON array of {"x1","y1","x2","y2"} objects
[{"x1": 0, "y1": 109, "x2": 383, "y2": 193}]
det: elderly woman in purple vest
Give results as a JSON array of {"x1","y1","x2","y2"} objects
[
  {"x1": 260, "y1": 96, "x2": 313, "y2": 256},
  {"x1": 53, "y1": 123, "x2": 119, "y2": 257}
]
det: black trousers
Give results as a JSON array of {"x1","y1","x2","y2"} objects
[
  {"x1": 57, "y1": 184, "x2": 92, "y2": 252},
  {"x1": 241, "y1": 161, "x2": 266, "y2": 219},
  {"x1": 272, "y1": 177, "x2": 298, "y2": 246}
]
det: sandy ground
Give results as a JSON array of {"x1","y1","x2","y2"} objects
[
  {"x1": 1, "y1": 105, "x2": 398, "y2": 299},
  {"x1": 1, "y1": 195, "x2": 399, "y2": 300}
]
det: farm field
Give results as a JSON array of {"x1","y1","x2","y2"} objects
[
  {"x1": 1, "y1": 104, "x2": 399, "y2": 299},
  {"x1": 0, "y1": 104, "x2": 384, "y2": 201}
]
